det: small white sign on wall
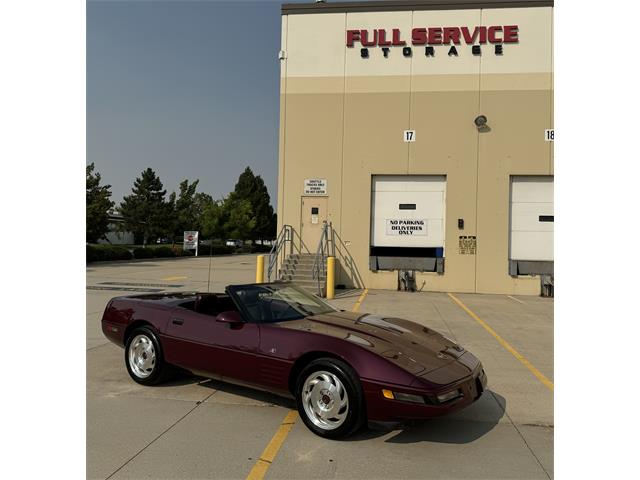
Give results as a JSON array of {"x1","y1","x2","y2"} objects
[
  {"x1": 304, "y1": 178, "x2": 327, "y2": 195},
  {"x1": 544, "y1": 129, "x2": 554, "y2": 142},
  {"x1": 403, "y1": 130, "x2": 416, "y2": 142}
]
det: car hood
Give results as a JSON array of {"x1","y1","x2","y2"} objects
[{"x1": 281, "y1": 310, "x2": 465, "y2": 375}]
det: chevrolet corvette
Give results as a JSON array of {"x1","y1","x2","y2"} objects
[{"x1": 101, "y1": 282, "x2": 487, "y2": 439}]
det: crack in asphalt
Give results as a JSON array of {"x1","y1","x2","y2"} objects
[
  {"x1": 489, "y1": 390, "x2": 552, "y2": 480},
  {"x1": 104, "y1": 390, "x2": 217, "y2": 480},
  {"x1": 522, "y1": 422, "x2": 554, "y2": 429},
  {"x1": 86, "y1": 342, "x2": 111, "y2": 352}
]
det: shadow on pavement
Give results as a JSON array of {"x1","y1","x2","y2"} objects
[
  {"x1": 348, "y1": 390, "x2": 506, "y2": 444},
  {"x1": 165, "y1": 375, "x2": 505, "y2": 445},
  {"x1": 333, "y1": 288, "x2": 366, "y2": 299}
]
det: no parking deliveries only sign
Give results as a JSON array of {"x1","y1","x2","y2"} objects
[{"x1": 386, "y1": 219, "x2": 427, "y2": 235}]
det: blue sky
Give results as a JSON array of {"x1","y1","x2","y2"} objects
[{"x1": 88, "y1": 0, "x2": 306, "y2": 206}]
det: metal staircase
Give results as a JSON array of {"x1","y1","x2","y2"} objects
[
  {"x1": 280, "y1": 253, "x2": 327, "y2": 295},
  {"x1": 267, "y1": 222, "x2": 364, "y2": 297}
]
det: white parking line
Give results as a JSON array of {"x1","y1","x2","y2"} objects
[{"x1": 507, "y1": 295, "x2": 526, "y2": 305}]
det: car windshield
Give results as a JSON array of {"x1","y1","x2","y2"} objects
[{"x1": 228, "y1": 283, "x2": 337, "y2": 324}]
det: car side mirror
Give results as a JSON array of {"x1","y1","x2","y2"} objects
[{"x1": 216, "y1": 311, "x2": 244, "y2": 329}]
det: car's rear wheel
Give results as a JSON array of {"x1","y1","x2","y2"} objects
[
  {"x1": 296, "y1": 358, "x2": 365, "y2": 439},
  {"x1": 125, "y1": 326, "x2": 174, "y2": 385}
]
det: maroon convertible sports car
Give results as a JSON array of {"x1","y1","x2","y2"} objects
[{"x1": 101, "y1": 282, "x2": 487, "y2": 439}]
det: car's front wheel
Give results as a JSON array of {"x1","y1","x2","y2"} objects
[
  {"x1": 296, "y1": 358, "x2": 365, "y2": 439},
  {"x1": 125, "y1": 326, "x2": 174, "y2": 385}
]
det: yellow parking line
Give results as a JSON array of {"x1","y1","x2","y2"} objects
[
  {"x1": 246, "y1": 410, "x2": 298, "y2": 480},
  {"x1": 162, "y1": 275, "x2": 188, "y2": 281},
  {"x1": 352, "y1": 288, "x2": 369, "y2": 312},
  {"x1": 507, "y1": 295, "x2": 526, "y2": 305},
  {"x1": 448, "y1": 293, "x2": 554, "y2": 391}
]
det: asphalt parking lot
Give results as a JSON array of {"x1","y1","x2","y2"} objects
[{"x1": 87, "y1": 254, "x2": 553, "y2": 480}]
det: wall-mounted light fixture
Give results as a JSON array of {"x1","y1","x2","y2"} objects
[{"x1": 474, "y1": 115, "x2": 488, "y2": 128}]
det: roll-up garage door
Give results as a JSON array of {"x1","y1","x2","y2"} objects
[
  {"x1": 370, "y1": 175, "x2": 446, "y2": 272},
  {"x1": 509, "y1": 176, "x2": 554, "y2": 275}
]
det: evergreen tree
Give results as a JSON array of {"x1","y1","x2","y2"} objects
[
  {"x1": 201, "y1": 194, "x2": 256, "y2": 241},
  {"x1": 232, "y1": 167, "x2": 275, "y2": 242},
  {"x1": 86, "y1": 163, "x2": 115, "y2": 243},
  {"x1": 118, "y1": 168, "x2": 170, "y2": 245},
  {"x1": 225, "y1": 193, "x2": 257, "y2": 240},
  {"x1": 164, "y1": 180, "x2": 214, "y2": 240},
  {"x1": 193, "y1": 192, "x2": 214, "y2": 232},
  {"x1": 201, "y1": 199, "x2": 228, "y2": 241}
]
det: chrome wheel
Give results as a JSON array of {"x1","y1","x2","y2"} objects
[
  {"x1": 301, "y1": 370, "x2": 349, "y2": 430},
  {"x1": 128, "y1": 334, "x2": 156, "y2": 379}
]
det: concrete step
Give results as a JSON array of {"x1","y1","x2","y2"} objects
[
  {"x1": 286, "y1": 255, "x2": 316, "y2": 261},
  {"x1": 281, "y1": 275, "x2": 326, "y2": 282},
  {"x1": 281, "y1": 267, "x2": 323, "y2": 274},
  {"x1": 283, "y1": 258, "x2": 320, "y2": 266},
  {"x1": 282, "y1": 264, "x2": 319, "y2": 271},
  {"x1": 285, "y1": 267, "x2": 322, "y2": 274},
  {"x1": 280, "y1": 253, "x2": 328, "y2": 290}
]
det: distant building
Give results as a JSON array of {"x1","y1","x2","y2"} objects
[{"x1": 97, "y1": 209, "x2": 135, "y2": 245}]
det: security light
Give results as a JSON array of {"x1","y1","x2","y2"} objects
[{"x1": 474, "y1": 115, "x2": 487, "y2": 128}]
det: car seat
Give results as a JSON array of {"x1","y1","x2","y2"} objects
[{"x1": 194, "y1": 294, "x2": 219, "y2": 316}]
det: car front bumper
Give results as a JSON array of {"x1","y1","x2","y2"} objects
[{"x1": 362, "y1": 363, "x2": 488, "y2": 422}]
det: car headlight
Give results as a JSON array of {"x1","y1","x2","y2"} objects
[{"x1": 436, "y1": 389, "x2": 462, "y2": 403}]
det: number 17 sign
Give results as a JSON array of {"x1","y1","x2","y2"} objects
[{"x1": 403, "y1": 130, "x2": 416, "y2": 142}]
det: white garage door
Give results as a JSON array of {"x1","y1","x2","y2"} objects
[
  {"x1": 510, "y1": 176, "x2": 554, "y2": 261},
  {"x1": 371, "y1": 175, "x2": 446, "y2": 249}
]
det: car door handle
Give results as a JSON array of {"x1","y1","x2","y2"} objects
[{"x1": 172, "y1": 318, "x2": 184, "y2": 325}]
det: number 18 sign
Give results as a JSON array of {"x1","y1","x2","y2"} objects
[{"x1": 545, "y1": 129, "x2": 554, "y2": 142}]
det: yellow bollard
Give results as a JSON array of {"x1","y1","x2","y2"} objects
[
  {"x1": 256, "y1": 255, "x2": 265, "y2": 283},
  {"x1": 326, "y1": 256, "x2": 335, "y2": 299}
]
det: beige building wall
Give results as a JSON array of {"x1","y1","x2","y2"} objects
[{"x1": 278, "y1": 3, "x2": 553, "y2": 295}]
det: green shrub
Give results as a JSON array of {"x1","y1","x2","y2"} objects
[
  {"x1": 131, "y1": 246, "x2": 180, "y2": 259},
  {"x1": 132, "y1": 247, "x2": 154, "y2": 259},
  {"x1": 86, "y1": 244, "x2": 133, "y2": 262},
  {"x1": 197, "y1": 244, "x2": 235, "y2": 256},
  {"x1": 152, "y1": 246, "x2": 178, "y2": 258},
  {"x1": 251, "y1": 244, "x2": 273, "y2": 253},
  {"x1": 88, "y1": 243, "x2": 245, "y2": 262}
]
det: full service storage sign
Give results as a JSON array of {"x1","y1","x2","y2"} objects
[
  {"x1": 347, "y1": 25, "x2": 519, "y2": 59},
  {"x1": 304, "y1": 178, "x2": 327, "y2": 196},
  {"x1": 386, "y1": 219, "x2": 427, "y2": 236}
]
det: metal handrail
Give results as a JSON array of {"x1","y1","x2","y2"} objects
[
  {"x1": 311, "y1": 222, "x2": 335, "y2": 294},
  {"x1": 330, "y1": 226, "x2": 365, "y2": 290},
  {"x1": 267, "y1": 224, "x2": 292, "y2": 282},
  {"x1": 267, "y1": 224, "x2": 313, "y2": 282}
]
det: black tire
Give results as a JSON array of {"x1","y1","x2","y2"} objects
[
  {"x1": 295, "y1": 357, "x2": 366, "y2": 439},
  {"x1": 124, "y1": 326, "x2": 175, "y2": 385}
]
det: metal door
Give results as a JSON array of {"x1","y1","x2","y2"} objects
[
  {"x1": 510, "y1": 176, "x2": 554, "y2": 261},
  {"x1": 300, "y1": 196, "x2": 328, "y2": 251}
]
